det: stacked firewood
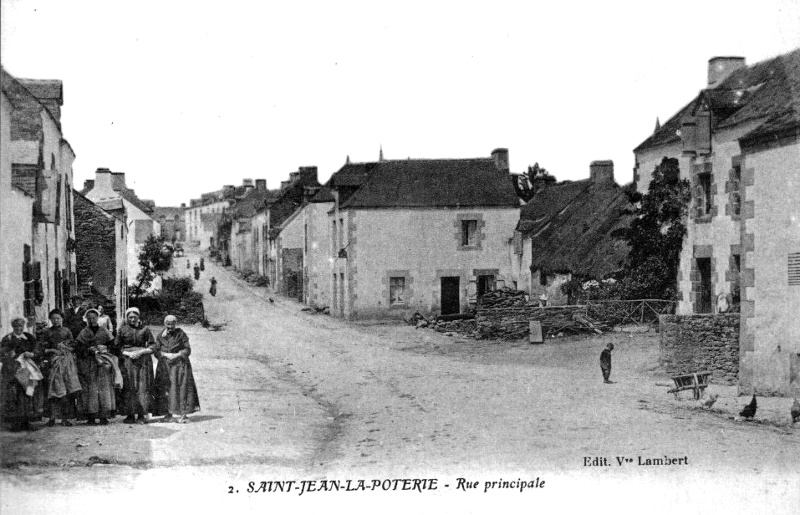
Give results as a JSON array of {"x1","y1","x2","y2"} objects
[
  {"x1": 479, "y1": 288, "x2": 528, "y2": 308},
  {"x1": 476, "y1": 305, "x2": 606, "y2": 340}
]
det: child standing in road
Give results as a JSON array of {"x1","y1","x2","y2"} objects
[{"x1": 600, "y1": 343, "x2": 614, "y2": 384}]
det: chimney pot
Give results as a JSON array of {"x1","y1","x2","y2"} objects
[
  {"x1": 491, "y1": 148, "x2": 509, "y2": 172},
  {"x1": 707, "y1": 56, "x2": 746, "y2": 88},
  {"x1": 242, "y1": 178, "x2": 254, "y2": 187},
  {"x1": 589, "y1": 160, "x2": 615, "y2": 187},
  {"x1": 255, "y1": 179, "x2": 267, "y2": 191}
]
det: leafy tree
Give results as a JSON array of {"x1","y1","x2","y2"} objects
[
  {"x1": 612, "y1": 157, "x2": 691, "y2": 300},
  {"x1": 514, "y1": 163, "x2": 557, "y2": 202},
  {"x1": 131, "y1": 234, "x2": 174, "y2": 296}
]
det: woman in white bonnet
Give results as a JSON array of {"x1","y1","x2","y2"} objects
[
  {"x1": 154, "y1": 315, "x2": 199, "y2": 423},
  {"x1": 115, "y1": 307, "x2": 156, "y2": 424}
]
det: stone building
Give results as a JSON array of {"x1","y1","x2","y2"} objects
[
  {"x1": 634, "y1": 47, "x2": 800, "y2": 396},
  {"x1": 0, "y1": 79, "x2": 34, "y2": 334},
  {"x1": 516, "y1": 160, "x2": 633, "y2": 304},
  {"x1": 326, "y1": 149, "x2": 520, "y2": 320},
  {"x1": 1, "y1": 67, "x2": 77, "y2": 330},
  {"x1": 83, "y1": 168, "x2": 161, "y2": 289},
  {"x1": 227, "y1": 179, "x2": 273, "y2": 272},
  {"x1": 72, "y1": 190, "x2": 128, "y2": 326},
  {"x1": 266, "y1": 167, "x2": 321, "y2": 293},
  {"x1": 152, "y1": 205, "x2": 185, "y2": 242}
]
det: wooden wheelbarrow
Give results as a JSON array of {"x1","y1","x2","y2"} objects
[{"x1": 667, "y1": 371, "x2": 712, "y2": 400}]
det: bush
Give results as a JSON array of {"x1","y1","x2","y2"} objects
[
  {"x1": 129, "y1": 277, "x2": 205, "y2": 325},
  {"x1": 250, "y1": 274, "x2": 270, "y2": 287}
]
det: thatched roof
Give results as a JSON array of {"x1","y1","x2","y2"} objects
[{"x1": 519, "y1": 180, "x2": 633, "y2": 279}]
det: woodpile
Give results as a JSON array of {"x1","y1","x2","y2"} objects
[
  {"x1": 479, "y1": 288, "x2": 528, "y2": 309},
  {"x1": 476, "y1": 305, "x2": 607, "y2": 340}
]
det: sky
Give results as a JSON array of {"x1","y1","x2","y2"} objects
[{"x1": 2, "y1": 0, "x2": 799, "y2": 206}]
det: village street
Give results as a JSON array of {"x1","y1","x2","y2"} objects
[{"x1": 3, "y1": 253, "x2": 800, "y2": 512}]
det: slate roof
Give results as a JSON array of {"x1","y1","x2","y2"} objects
[
  {"x1": 228, "y1": 189, "x2": 274, "y2": 220},
  {"x1": 310, "y1": 185, "x2": 335, "y2": 203},
  {"x1": 116, "y1": 187, "x2": 154, "y2": 215},
  {"x1": 519, "y1": 180, "x2": 633, "y2": 279},
  {"x1": 339, "y1": 158, "x2": 519, "y2": 209},
  {"x1": 636, "y1": 47, "x2": 800, "y2": 152}
]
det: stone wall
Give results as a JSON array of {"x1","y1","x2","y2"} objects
[
  {"x1": 659, "y1": 314, "x2": 739, "y2": 384},
  {"x1": 476, "y1": 305, "x2": 588, "y2": 339},
  {"x1": 74, "y1": 193, "x2": 117, "y2": 301}
]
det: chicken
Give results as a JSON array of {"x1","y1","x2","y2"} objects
[
  {"x1": 739, "y1": 394, "x2": 757, "y2": 419},
  {"x1": 791, "y1": 398, "x2": 800, "y2": 424},
  {"x1": 699, "y1": 392, "x2": 719, "y2": 409}
]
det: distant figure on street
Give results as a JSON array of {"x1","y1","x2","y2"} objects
[
  {"x1": 200, "y1": 257, "x2": 205, "y2": 271},
  {"x1": 600, "y1": 343, "x2": 614, "y2": 384},
  {"x1": 209, "y1": 277, "x2": 217, "y2": 297},
  {"x1": 193, "y1": 264, "x2": 201, "y2": 281},
  {"x1": 187, "y1": 260, "x2": 190, "y2": 270},
  {"x1": 155, "y1": 315, "x2": 200, "y2": 424}
]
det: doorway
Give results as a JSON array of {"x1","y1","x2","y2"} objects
[
  {"x1": 440, "y1": 276, "x2": 460, "y2": 315},
  {"x1": 697, "y1": 258, "x2": 712, "y2": 313}
]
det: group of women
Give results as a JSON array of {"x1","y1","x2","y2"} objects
[{"x1": 0, "y1": 307, "x2": 199, "y2": 431}]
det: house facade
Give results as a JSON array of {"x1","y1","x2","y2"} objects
[
  {"x1": 0, "y1": 84, "x2": 34, "y2": 334},
  {"x1": 328, "y1": 149, "x2": 520, "y2": 320},
  {"x1": 634, "y1": 48, "x2": 800, "y2": 396},
  {"x1": 84, "y1": 168, "x2": 161, "y2": 288},
  {"x1": 73, "y1": 191, "x2": 128, "y2": 326},
  {"x1": 2, "y1": 68, "x2": 78, "y2": 329},
  {"x1": 301, "y1": 189, "x2": 334, "y2": 308}
]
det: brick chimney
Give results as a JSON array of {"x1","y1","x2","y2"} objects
[
  {"x1": 83, "y1": 179, "x2": 95, "y2": 192},
  {"x1": 707, "y1": 56, "x2": 746, "y2": 88},
  {"x1": 255, "y1": 179, "x2": 267, "y2": 192},
  {"x1": 589, "y1": 160, "x2": 615, "y2": 187},
  {"x1": 491, "y1": 148, "x2": 509, "y2": 172},
  {"x1": 180, "y1": 203, "x2": 186, "y2": 209}
]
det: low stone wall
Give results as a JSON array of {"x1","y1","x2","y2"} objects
[
  {"x1": 659, "y1": 314, "x2": 740, "y2": 385},
  {"x1": 434, "y1": 319, "x2": 477, "y2": 336},
  {"x1": 475, "y1": 305, "x2": 588, "y2": 340}
]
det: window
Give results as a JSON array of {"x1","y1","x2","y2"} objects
[
  {"x1": 790, "y1": 252, "x2": 800, "y2": 286},
  {"x1": 698, "y1": 172, "x2": 712, "y2": 216},
  {"x1": 389, "y1": 277, "x2": 406, "y2": 305},
  {"x1": 539, "y1": 271, "x2": 548, "y2": 286},
  {"x1": 697, "y1": 258, "x2": 712, "y2": 313},
  {"x1": 461, "y1": 220, "x2": 477, "y2": 246}
]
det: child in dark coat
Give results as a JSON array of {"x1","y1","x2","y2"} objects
[{"x1": 600, "y1": 343, "x2": 614, "y2": 384}]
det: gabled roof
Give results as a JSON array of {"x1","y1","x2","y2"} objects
[
  {"x1": 1, "y1": 67, "x2": 62, "y2": 141},
  {"x1": 635, "y1": 47, "x2": 800, "y2": 152},
  {"x1": 309, "y1": 185, "x2": 335, "y2": 203},
  {"x1": 339, "y1": 158, "x2": 519, "y2": 209},
  {"x1": 228, "y1": 189, "x2": 273, "y2": 220},
  {"x1": 116, "y1": 187, "x2": 154, "y2": 215},
  {"x1": 520, "y1": 180, "x2": 633, "y2": 279}
]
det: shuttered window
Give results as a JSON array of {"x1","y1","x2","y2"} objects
[{"x1": 790, "y1": 253, "x2": 800, "y2": 286}]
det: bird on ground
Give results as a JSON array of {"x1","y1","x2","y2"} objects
[
  {"x1": 269, "y1": 298, "x2": 275, "y2": 304},
  {"x1": 739, "y1": 394, "x2": 757, "y2": 419},
  {"x1": 791, "y1": 398, "x2": 800, "y2": 424},
  {"x1": 699, "y1": 392, "x2": 719, "y2": 409}
]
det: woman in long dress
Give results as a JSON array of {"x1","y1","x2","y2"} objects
[
  {"x1": 41, "y1": 310, "x2": 82, "y2": 427},
  {"x1": 1, "y1": 317, "x2": 44, "y2": 430},
  {"x1": 115, "y1": 307, "x2": 156, "y2": 424},
  {"x1": 155, "y1": 315, "x2": 199, "y2": 423},
  {"x1": 75, "y1": 309, "x2": 117, "y2": 425}
]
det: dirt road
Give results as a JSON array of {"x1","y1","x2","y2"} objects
[{"x1": 3, "y1": 253, "x2": 799, "y2": 513}]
